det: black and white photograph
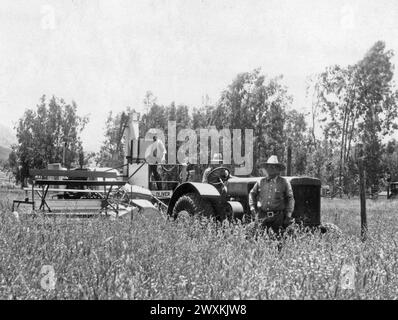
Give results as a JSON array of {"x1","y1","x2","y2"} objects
[{"x1": 1, "y1": 0, "x2": 398, "y2": 305}]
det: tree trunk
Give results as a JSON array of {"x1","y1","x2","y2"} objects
[
  {"x1": 339, "y1": 109, "x2": 348, "y2": 198},
  {"x1": 62, "y1": 142, "x2": 67, "y2": 167},
  {"x1": 345, "y1": 110, "x2": 358, "y2": 164},
  {"x1": 311, "y1": 83, "x2": 319, "y2": 151},
  {"x1": 287, "y1": 142, "x2": 292, "y2": 176}
]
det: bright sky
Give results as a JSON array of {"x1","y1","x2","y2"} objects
[{"x1": 1, "y1": 0, "x2": 398, "y2": 151}]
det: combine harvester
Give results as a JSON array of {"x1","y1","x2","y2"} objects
[
  {"x1": 13, "y1": 111, "x2": 336, "y2": 233},
  {"x1": 12, "y1": 111, "x2": 174, "y2": 219}
]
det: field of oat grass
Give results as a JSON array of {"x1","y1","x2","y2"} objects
[{"x1": 0, "y1": 190, "x2": 397, "y2": 299}]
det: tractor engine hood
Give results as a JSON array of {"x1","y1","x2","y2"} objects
[
  {"x1": 226, "y1": 176, "x2": 321, "y2": 197},
  {"x1": 226, "y1": 177, "x2": 262, "y2": 196}
]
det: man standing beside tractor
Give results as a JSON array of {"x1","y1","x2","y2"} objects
[{"x1": 249, "y1": 155, "x2": 295, "y2": 233}]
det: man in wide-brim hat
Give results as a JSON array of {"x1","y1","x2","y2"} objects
[{"x1": 248, "y1": 155, "x2": 295, "y2": 233}]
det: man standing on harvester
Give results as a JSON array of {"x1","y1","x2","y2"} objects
[
  {"x1": 249, "y1": 155, "x2": 295, "y2": 233},
  {"x1": 145, "y1": 133, "x2": 166, "y2": 190}
]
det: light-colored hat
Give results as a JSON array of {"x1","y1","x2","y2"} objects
[
  {"x1": 210, "y1": 153, "x2": 223, "y2": 164},
  {"x1": 258, "y1": 155, "x2": 285, "y2": 170},
  {"x1": 146, "y1": 128, "x2": 162, "y2": 141},
  {"x1": 147, "y1": 128, "x2": 158, "y2": 135}
]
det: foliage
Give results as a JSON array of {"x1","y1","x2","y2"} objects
[
  {"x1": 214, "y1": 69, "x2": 293, "y2": 170},
  {"x1": 139, "y1": 103, "x2": 168, "y2": 139},
  {"x1": 382, "y1": 139, "x2": 398, "y2": 181},
  {"x1": 308, "y1": 41, "x2": 398, "y2": 192},
  {"x1": 192, "y1": 106, "x2": 213, "y2": 130},
  {"x1": 355, "y1": 41, "x2": 398, "y2": 189},
  {"x1": 96, "y1": 108, "x2": 135, "y2": 168},
  {"x1": 10, "y1": 95, "x2": 88, "y2": 184},
  {"x1": 175, "y1": 105, "x2": 191, "y2": 133},
  {"x1": 285, "y1": 110, "x2": 308, "y2": 175}
]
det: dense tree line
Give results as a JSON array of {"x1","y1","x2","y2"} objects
[
  {"x1": 307, "y1": 41, "x2": 398, "y2": 195},
  {"x1": 114, "y1": 41, "x2": 397, "y2": 195},
  {"x1": 103, "y1": 70, "x2": 312, "y2": 177},
  {"x1": 104, "y1": 70, "x2": 304, "y2": 176},
  {"x1": 8, "y1": 95, "x2": 89, "y2": 185},
  {"x1": 7, "y1": 41, "x2": 398, "y2": 196}
]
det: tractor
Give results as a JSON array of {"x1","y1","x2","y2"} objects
[
  {"x1": 167, "y1": 166, "x2": 329, "y2": 231},
  {"x1": 120, "y1": 112, "x2": 337, "y2": 232}
]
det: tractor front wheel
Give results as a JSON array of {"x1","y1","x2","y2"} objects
[{"x1": 172, "y1": 193, "x2": 215, "y2": 219}]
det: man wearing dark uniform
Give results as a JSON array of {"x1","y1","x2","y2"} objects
[{"x1": 249, "y1": 155, "x2": 295, "y2": 233}]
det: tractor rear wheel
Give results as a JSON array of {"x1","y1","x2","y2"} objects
[{"x1": 172, "y1": 193, "x2": 215, "y2": 219}]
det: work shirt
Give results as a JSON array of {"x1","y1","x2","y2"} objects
[
  {"x1": 249, "y1": 175, "x2": 295, "y2": 215},
  {"x1": 145, "y1": 139, "x2": 166, "y2": 164}
]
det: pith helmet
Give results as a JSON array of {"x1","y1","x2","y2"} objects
[{"x1": 210, "y1": 153, "x2": 223, "y2": 164}]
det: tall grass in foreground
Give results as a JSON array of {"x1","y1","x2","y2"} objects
[{"x1": 0, "y1": 192, "x2": 397, "y2": 299}]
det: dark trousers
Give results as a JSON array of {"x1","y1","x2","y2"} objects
[
  {"x1": 149, "y1": 165, "x2": 162, "y2": 190},
  {"x1": 259, "y1": 211, "x2": 285, "y2": 234}
]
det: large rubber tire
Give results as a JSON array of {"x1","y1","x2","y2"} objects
[{"x1": 172, "y1": 193, "x2": 215, "y2": 219}]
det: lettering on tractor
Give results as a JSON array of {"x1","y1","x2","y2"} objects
[{"x1": 151, "y1": 190, "x2": 173, "y2": 199}]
